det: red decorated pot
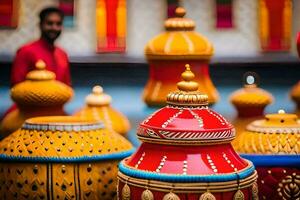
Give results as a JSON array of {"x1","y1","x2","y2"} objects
[{"x1": 118, "y1": 65, "x2": 258, "y2": 200}]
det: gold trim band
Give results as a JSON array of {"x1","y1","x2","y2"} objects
[{"x1": 118, "y1": 170, "x2": 257, "y2": 193}]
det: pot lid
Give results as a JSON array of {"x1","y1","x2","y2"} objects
[
  {"x1": 85, "y1": 85, "x2": 112, "y2": 106},
  {"x1": 0, "y1": 116, "x2": 134, "y2": 162},
  {"x1": 11, "y1": 60, "x2": 73, "y2": 107},
  {"x1": 74, "y1": 85, "x2": 131, "y2": 135},
  {"x1": 230, "y1": 73, "x2": 273, "y2": 107},
  {"x1": 144, "y1": 7, "x2": 214, "y2": 60},
  {"x1": 246, "y1": 109, "x2": 300, "y2": 134},
  {"x1": 138, "y1": 64, "x2": 234, "y2": 145},
  {"x1": 235, "y1": 110, "x2": 300, "y2": 154}
]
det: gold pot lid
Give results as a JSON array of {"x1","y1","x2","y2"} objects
[
  {"x1": 145, "y1": 7, "x2": 214, "y2": 60},
  {"x1": 246, "y1": 110, "x2": 300, "y2": 134},
  {"x1": 235, "y1": 110, "x2": 300, "y2": 154},
  {"x1": 0, "y1": 116, "x2": 133, "y2": 160},
  {"x1": 85, "y1": 85, "x2": 112, "y2": 106},
  {"x1": 166, "y1": 64, "x2": 209, "y2": 107},
  {"x1": 230, "y1": 73, "x2": 273, "y2": 107},
  {"x1": 74, "y1": 85, "x2": 131, "y2": 135},
  {"x1": 11, "y1": 60, "x2": 73, "y2": 106}
]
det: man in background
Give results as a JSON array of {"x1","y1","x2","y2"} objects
[
  {"x1": 11, "y1": 7, "x2": 71, "y2": 86},
  {"x1": 1, "y1": 7, "x2": 71, "y2": 120}
]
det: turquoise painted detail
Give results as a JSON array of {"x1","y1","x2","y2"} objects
[
  {"x1": 119, "y1": 161, "x2": 255, "y2": 183},
  {"x1": 0, "y1": 148, "x2": 134, "y2": 163}
]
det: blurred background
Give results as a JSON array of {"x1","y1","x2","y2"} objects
[{"x1": 0, "y1": 0, "x2": 300, "y2": 145}]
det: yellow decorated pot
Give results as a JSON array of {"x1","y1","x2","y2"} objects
[
  {"x1": 74, "y1": 85, "x2": 130, "y2": 136},
  {"x1": 229, "y1": 73, "x2": 273, "y2": 149},
  {"x1": 0, "y1": 116, "x2": 134, "y2": 199},
  {"x1": 235, "y1": 110, "x2": 300, "y2": 199},
  {"x1": 0, "y1": 60, "x2": 73, "y2": 137},
  {"x1": 143, "y1": 7, "x2": 218, "y2": 106}
]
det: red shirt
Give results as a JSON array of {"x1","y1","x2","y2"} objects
[{"x1": 11, "y1": 38, "x2": 71, "y2": 86}]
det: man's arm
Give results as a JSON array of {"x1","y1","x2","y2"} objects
[{"x1": 11, "y1": 48, "x2": 32, "y2": 87}]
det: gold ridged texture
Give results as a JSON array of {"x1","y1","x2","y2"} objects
[
  {"x1": 235, "y1": 111, "x2": 300, "y2": 154},
  {"x1": 145, "y1": 7, "x2": 213, "y2": 60},
  {"x1": 10, "y1": 60, "x2": 73, "y2": 106},
  {"x1": 166, "y1": 64, "x2": 208, "y2": 107},
  {"x1": 0, "y1": 116, "x2": 132, "y2": 157}
]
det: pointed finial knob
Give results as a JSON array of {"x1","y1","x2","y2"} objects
[
  {"x1": 86, "y1": 85, "x2": 111, "y2": 106},
  {"x1": 177, "y1": 64, "x2": 199, "y2": 92},
  {"x1": 175, "y1": 7, "x2": 186, "y2": 18},
  {"x1": 92, "y1": 85, "x2": 103, "y2": 95},
  {"x1": 35, "y1": 60, "x2": 46, "y2": 70},
  {"x1": 278, "y1": 109, "x2": 285, "y2": 114}
]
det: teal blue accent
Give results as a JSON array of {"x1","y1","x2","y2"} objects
[
  {"x1": 0, "y1": 148, "x2": 134, "y2": 163},
  {"x1": 241, "y1": 154, "x2": 300, "y2": 167},
  {"x1": 64, "y1": 16, "x2": 75, "y2": 28},
  {"x1": 119, "y1": 161, "x2": 255, "y2": 183}
]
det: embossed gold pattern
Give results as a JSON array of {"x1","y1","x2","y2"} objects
[
  {"x1": 166, "y1": 64, "x2": 209, "y2": 107},
  {"x1": 122, "y1": 183, "x2": 131, "y2": 200},
  {"x1": 252, "y1": 182, "x2": 259, "y2": 200},
  {"x1": 277, "y1": 173, "x2": 300, "y2": 200},
  {"x1": 199, "y1": 192, "x2": 216, "y2": 200},
  {"x1": 235, "y1": 110, "x2": 300, "y2": 154},
  {"x1": 163, "y1": 192, "x2": 181, "y2": 200},
  {"x1": 141, "y1": 189, "x2": 154, "y2": 200},
  {"x1": 233, "y1": 190, "x2": 244, "y2": 200}
]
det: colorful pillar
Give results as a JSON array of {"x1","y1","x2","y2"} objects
[
  {"x1": 96, "y1": 0, "x2": 126, "y2": 53},
  {"x1": 0, "y1": 0, "x2": 19, "y2": 28},
  {"x1": 259, "y1": 0, "x2": 292, "y2": 51}
]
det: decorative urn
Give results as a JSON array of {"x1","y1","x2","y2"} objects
[
  {"x1": 235, "y1": 110, "x2": 300, "y2": 200},
  {"x1": 0, "y1": 60, "x2": 73, "y2": 137},
  {"x1": 117, "y1": 65, "x2": 258, "y2": 200},
  {"x1": 143, "y1": 7, "x2": 218, "y2": 107},
  {"x1": 74, "y1": 85, "x2": 130, "y2": 136},
  {"x1": 0, "y1": 116, "x2": 134, "y2": 199},
  {"x1": 229, "y1": 73, "x2": 273, "y2": 145}
]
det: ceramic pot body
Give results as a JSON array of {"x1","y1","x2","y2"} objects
[
  {"x1": 0, "y1": 116, "x2": 134, "y2": 199},
  {"x1": 143, "y1": 60, "x2": 219, "y2": 107}
]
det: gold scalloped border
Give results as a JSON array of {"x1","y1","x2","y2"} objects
[{"x1": 118, "y1": 170, "x2": 257, "y2": 193}]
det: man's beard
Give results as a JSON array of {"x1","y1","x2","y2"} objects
[{"x1": 42, "y1": 31, "x2": 61, "y2": 43}]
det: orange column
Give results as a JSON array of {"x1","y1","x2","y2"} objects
[
  {"x1": 96, "y1": 0, "x2": 126, "y2": 52},
  {"x1": 259, "y1": 0, "x2": 292, "y2": 51}
]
